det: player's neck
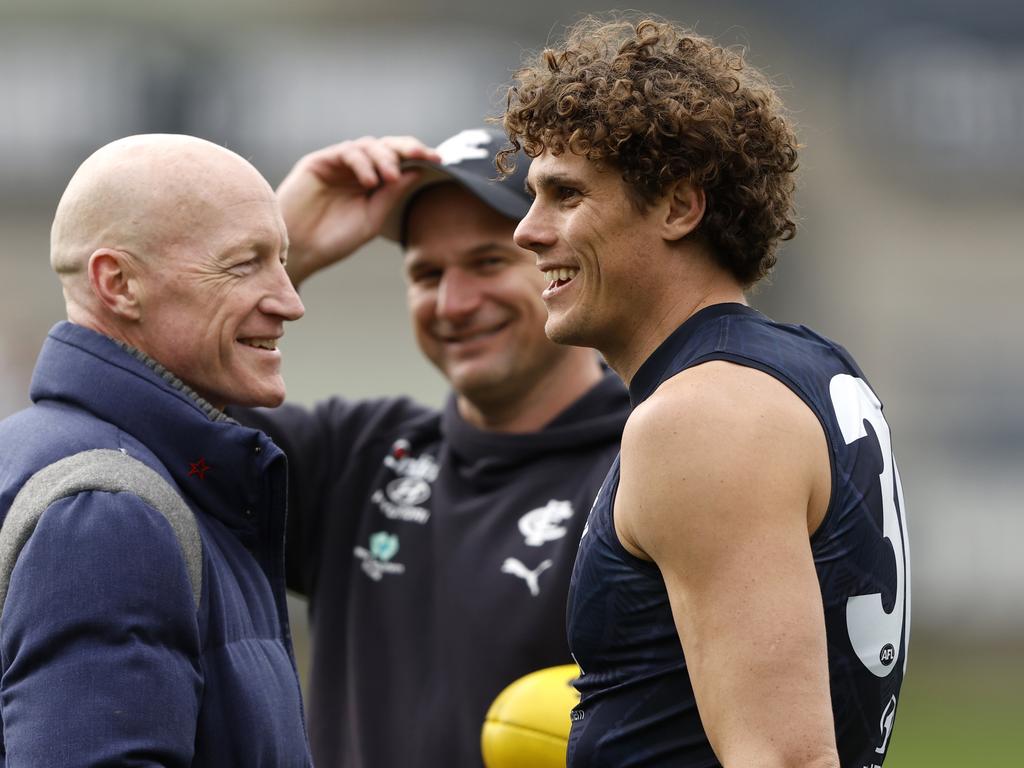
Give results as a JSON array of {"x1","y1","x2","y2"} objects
[
  {"x1": 604, "y1": 271, "x2": 746, "y2": 387},
  {"x1": 457, "y1": 349, "x2": 604, "y2": 433}
]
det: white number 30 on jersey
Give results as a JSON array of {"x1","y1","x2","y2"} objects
[{"x1": 830, "y1": 374, "x2": 910, "y2": 678}]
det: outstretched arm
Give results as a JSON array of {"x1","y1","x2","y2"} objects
[
  {"x1": 277, "y1": 136, "x2": 440, "y2": 287},
  {"x1": 616, "y1": 361, "x2": 839, "y2": 768}
]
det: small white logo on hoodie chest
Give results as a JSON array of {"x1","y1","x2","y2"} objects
[{"x1": 518, "y1": 500, "x2": 574, "y2": 546}]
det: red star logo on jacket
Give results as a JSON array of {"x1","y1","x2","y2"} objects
[{"x1": 188, "y1": 457, "x2": 211, "y2": 479}]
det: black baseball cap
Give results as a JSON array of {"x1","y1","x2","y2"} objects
[{"x1": 380, "y1": 127, "x2": 532, "y2": 244}]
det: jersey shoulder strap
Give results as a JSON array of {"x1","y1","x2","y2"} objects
[{"x1": 0, "y1": 448, "x2": 203, "y2": 622}]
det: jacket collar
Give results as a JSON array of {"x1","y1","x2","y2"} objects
[{"x1": 30, "y1": 322, "x2": 282, "y2": 530}]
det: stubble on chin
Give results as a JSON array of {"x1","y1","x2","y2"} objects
[{"x1": 544, "y1": 311, "x2": 586, "y2": 349}]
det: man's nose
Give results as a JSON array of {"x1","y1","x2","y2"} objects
[
  {"x1": 262, "y1": 261, "x2": 305, "y2": 321},
  {"x1": 513, "y1": 198, "x2": 556, "y2": 255},
  {"x1": 436, "y1": 268, "x2": 483, "y2": 321}
]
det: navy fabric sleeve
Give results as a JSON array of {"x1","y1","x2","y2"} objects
[
  {"x1": 235, "y1": 398, "x2": 433, "y2": 595},
  {"x1": 0, "y1": 491, "x2": 203, "y2": 767}
]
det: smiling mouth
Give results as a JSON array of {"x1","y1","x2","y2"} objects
[
  {"x1": 542, "y1": 267, "x2": 579, "y2": 291},
  {"x1": 238, "y1": 337, "x2": 279, "y2": 351},
  {"x1": 439, "y1": 323, "x2": 509, "y2": 345}
]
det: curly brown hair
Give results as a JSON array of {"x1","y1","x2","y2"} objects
[{"x1": 499, "y1": 15, "x2": 799, "y2": 286}]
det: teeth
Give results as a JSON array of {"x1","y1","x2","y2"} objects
[
  {"x1": 241, "y1": 338, "x2": 278, "y2": 350},
  {"x1": 542, "y1": 268, "x2": 579, "y2": 283}
]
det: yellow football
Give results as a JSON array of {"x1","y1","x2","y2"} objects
[{"x1": 481, "y1": 664, "x2": 581, "y2": 768}]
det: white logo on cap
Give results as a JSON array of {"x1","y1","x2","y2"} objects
[{"x1": 436, "y1": 129, "x2": 492, "y2": 165}]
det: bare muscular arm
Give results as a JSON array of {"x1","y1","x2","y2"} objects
[{"x1": 615, "y1": 360, "x2": 839, "y2": 768}]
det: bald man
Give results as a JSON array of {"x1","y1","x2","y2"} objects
[{"x1": 0, "y1": 135, "x2": 311, "y2": 766}]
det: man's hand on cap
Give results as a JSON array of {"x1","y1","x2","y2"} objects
[{"x1": 276, "y1": 136, "x2": 440, "y2": 288}]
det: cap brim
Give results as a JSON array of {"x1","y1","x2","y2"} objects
[{"x1": 380, "y1": 159, "x2": 531, "y2": 243}]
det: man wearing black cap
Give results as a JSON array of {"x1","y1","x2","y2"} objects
[{"x1": 236, "y1": 129, "x2": 629, "y2": 768}]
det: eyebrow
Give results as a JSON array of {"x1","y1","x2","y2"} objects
[
  {"x1": 404, "y1": 241, "x2": 513, "y2": 270},
  {"x1": 220, "y1": 235, "x2": 289, "y2": 265},
  {"x1": 525, "y1": 171, "x2": 580, "y2": 197},
  {"x1": 466, "y1": 241, "x2": 512, "y2": 256}
]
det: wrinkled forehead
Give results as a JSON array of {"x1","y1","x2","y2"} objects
[
  {"x1": 115, "y1": 140, "x2": 274, "y2": 223},
  {"x1": 165, "y1": 147, "x2": 273, "y2": 209},
  {"x1": 151, "y1": 152, "x2": 281, "y2": 245},
  {"x1": 51, "y1": 135, "x2": 284, "y2": 277}
]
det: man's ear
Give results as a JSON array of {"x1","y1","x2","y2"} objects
[
  {"x1": 662, "y1": 180, "x2": 706, "y2": 242},
  {"x1": 87, "y1": 249, "x2": 142, "y2": 321}
]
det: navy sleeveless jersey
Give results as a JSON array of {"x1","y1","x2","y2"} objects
[{"x1": 567, "y1": 303, "x2": 909, "y2": 768}]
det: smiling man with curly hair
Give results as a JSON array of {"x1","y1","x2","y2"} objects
[{"x1": 502, "y1": 15, "x2": 909, "y2": 768}]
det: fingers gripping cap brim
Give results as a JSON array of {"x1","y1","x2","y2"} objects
[{"x1": 380, "y1": 129, "x2": 532, "y2": 244}]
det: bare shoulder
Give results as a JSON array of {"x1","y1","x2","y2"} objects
[
  {"x1": 616, "y1": 360, "x2": 830, "y2": 560},
  {"x1": 621, "y1": 360, "x2": 825, "y2": 472}
]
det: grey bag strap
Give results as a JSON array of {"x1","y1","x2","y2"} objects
[{"x1": 0, "y1": 449, "x2": 203, "y2": 623}]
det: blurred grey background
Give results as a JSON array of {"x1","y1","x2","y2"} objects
[{"x1": 1, "y1": 0, "x2": 1021, "y2": 763}]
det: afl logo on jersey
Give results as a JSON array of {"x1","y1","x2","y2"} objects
[{"x1": 879, "y1": 643, "x2": 896, "y2": 667}]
